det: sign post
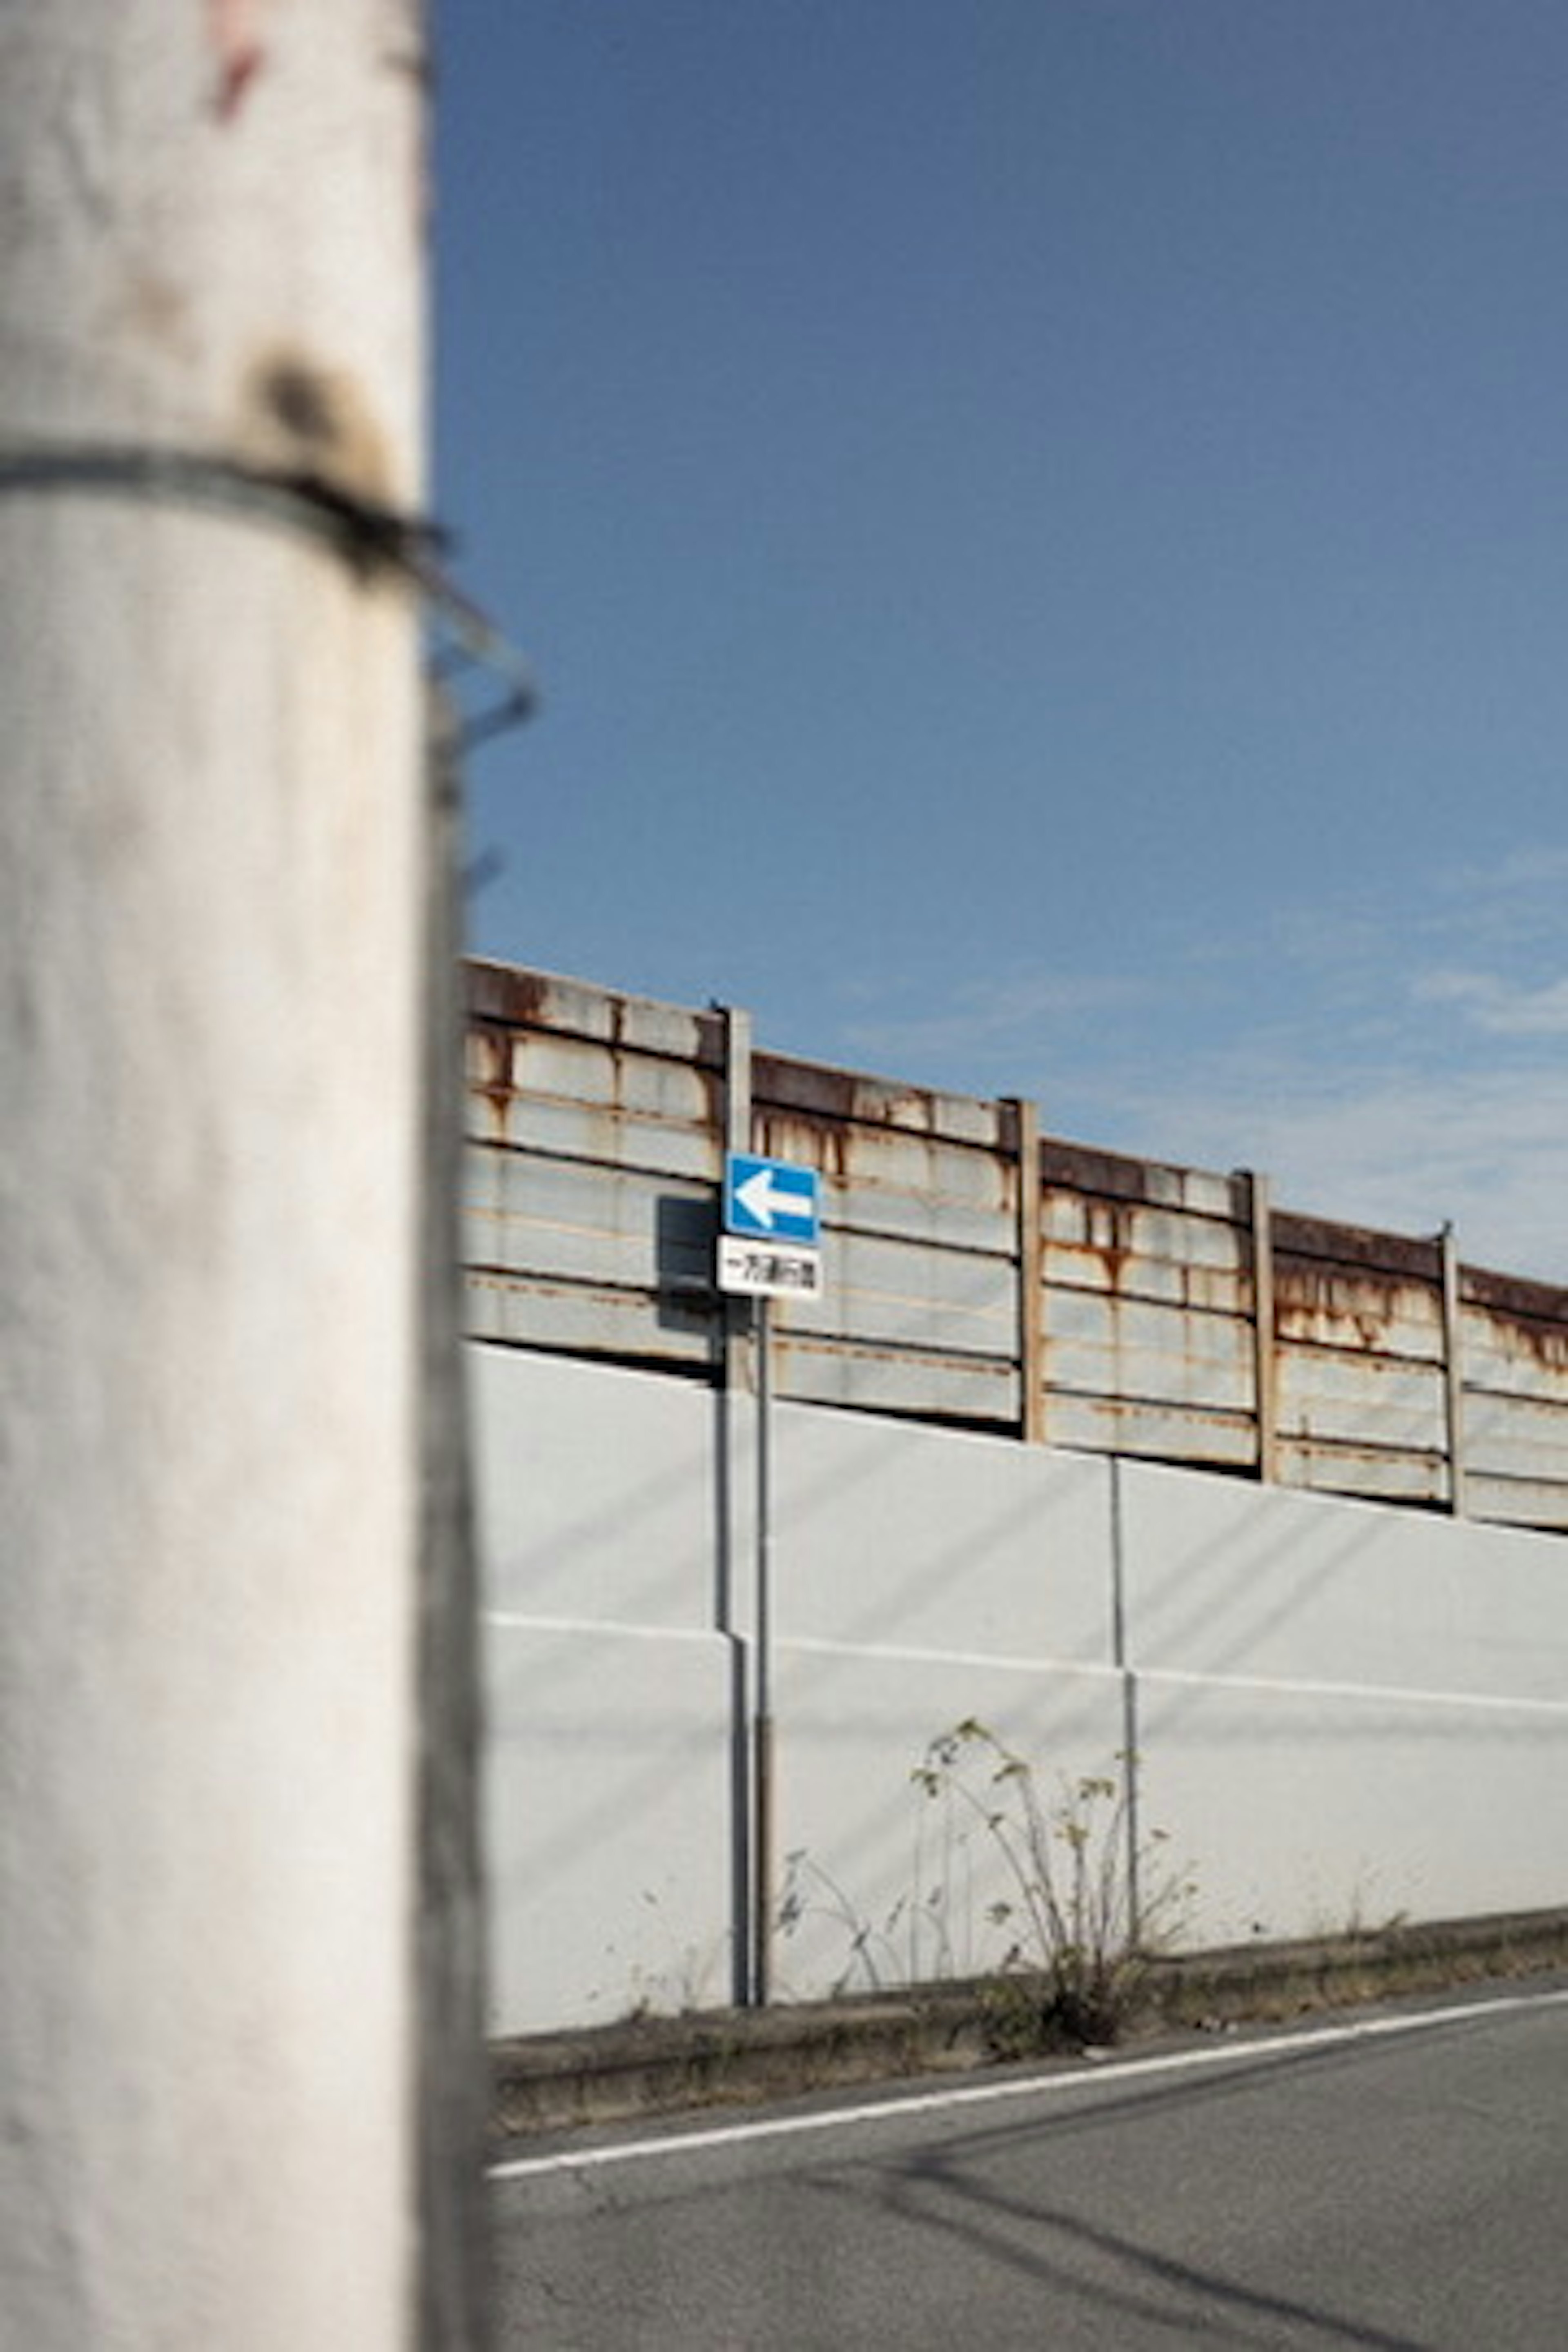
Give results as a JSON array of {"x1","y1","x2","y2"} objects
[{"x1": 717, "y1": 1149, "x2": 822, "y2": 2003}]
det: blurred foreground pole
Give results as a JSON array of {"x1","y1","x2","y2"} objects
[{"x1": 0, "y1": 5, "x2": 485, "y2": 2345}]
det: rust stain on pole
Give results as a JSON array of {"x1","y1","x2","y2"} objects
[
  {"x1": 207, "y1": 0, "x2": 270, "y2": 123},
  {"x1": 241, "y1": 347, "x2": 396, "y2": 506}
]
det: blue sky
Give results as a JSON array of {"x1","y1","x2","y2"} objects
[{"x1": 435, "y1": 2, "x2": 1568, "y2": 1281}]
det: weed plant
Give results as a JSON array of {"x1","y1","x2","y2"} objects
[{"x1": 913, "y1": 1719, "x2": 1194, "y2": 2050}]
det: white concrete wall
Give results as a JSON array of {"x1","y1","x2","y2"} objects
[
  {"x1": 474, "y1": 1344, "x2": 1568, "y2": 2036},
  {"x1": 767, "y1": 1406, "x2": 1126, "y2": 1997},
  {"x1": 1120, "y1": 1462, "x2": 1568, "y2": 1943},
  {"x1": 475, "y1": 1350, "x2": 737, "y2": 2028}
]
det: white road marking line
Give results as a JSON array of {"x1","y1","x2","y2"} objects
[{"x1": 488, "y1": 1983, "x2": 1568, "y2": 2184}]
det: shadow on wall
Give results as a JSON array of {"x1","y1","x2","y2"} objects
[{"x1": 655, "y1": 1192, "x2": 719, "y2": 1338}]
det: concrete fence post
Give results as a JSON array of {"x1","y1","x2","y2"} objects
[
  {"x1": 1242, "y1": 1170, "x2": 1281, "y2": 1483},
  {"x1": 1439, "y1": 1223, "x2": 1469, "y2": 1518},
  {"x1": 1007, "y1": 1096, "x2": 1047, "y2": 1444}
]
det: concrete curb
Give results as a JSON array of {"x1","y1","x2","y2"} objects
[{"x1": 490, "y1": 1906, "x2": 1568, "y2": 2140}]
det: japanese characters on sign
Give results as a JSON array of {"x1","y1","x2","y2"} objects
[{"x1": 716, "y1": 1234, "x2": 823, "y2": 1301}]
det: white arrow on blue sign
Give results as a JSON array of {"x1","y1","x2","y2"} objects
[{"x1": 724, "y1": 1152, "x2": 820, "y2": 1245}]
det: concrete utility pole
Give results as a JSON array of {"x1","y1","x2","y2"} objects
[{"x1": 0, "y1": 6, "x2": 483, "y2": 2346}]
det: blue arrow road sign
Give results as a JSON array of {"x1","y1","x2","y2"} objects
[{"x1": 724, "y1": 1152, "x2": 820, "y2": 1245}]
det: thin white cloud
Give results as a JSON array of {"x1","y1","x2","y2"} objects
[
  {"x1": 839, "y1": 968, "x2": 1156, "y2": 1076},
  {"x1": 1441, "y1": 842, "x2": 1568, "y2": 899},
  {"x1": 1412, "y1": 967, "x2": 1568, "y2": 1037}
]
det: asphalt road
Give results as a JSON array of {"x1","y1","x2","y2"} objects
[{"x1": 490, "y1": 1982, "x2": 1568, "y2": 2349}]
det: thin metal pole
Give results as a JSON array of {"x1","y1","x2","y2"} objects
[
  {"x1": 722, "y1": 1004, "x2": 754, "y2": 1162},
  {"x1": 717, "y1": 1004, "x2": 758, "y2": 2006},
  {"x1": 754, "y1": 1294, "x2": 776, "y2": 2007},
  {"x1": 1109, "y1": 1460, "x2": 1144, "y2": 1949}
]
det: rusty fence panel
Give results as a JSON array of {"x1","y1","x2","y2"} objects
[
  {"x1": 1037, "y1": 1141, "x2": 1257, "y2": 1471},
  {"x1": 464, "y1": 961, "x2": 726, "y2": 1372},
  {"x1": 463, "y1": 960, "x2": 1568, "y2": 1535},
  {"x1": 754, "y1": 1050, "x2": 1020, "y2": 1428},
  {"x1": 1458, "y1": 1266, "x2": 1568, "y2": 1530},
  {"x1": 1270, "y1": 1215, "x2": 1450, "y2": 1508}
]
